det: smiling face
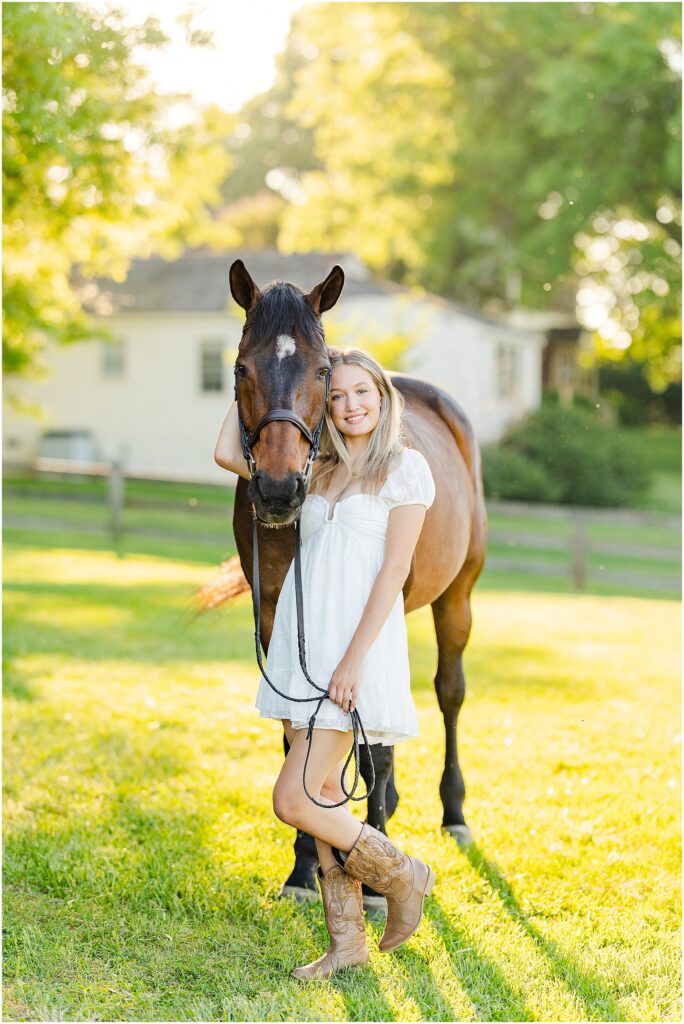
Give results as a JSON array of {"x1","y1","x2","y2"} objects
[{"x1": 329, "y1": 363, "x2": 383, "y2": 439}]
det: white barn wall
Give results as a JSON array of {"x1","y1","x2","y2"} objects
[
  {"x1": 328, "y1": 295, "x2": 485, "y2": 429},
  {"x1": 4, "y1": 289, "x2": 546, "y2": 481},
  {"x1": 477, "y1": 332, "x2": 547, "y2": 444},
  {"x1": 335, "y1": 295, "x2": 545, "y2": 444},
  {"x1": 4, "y1": 311, "x2": 243, "y2": 481}
]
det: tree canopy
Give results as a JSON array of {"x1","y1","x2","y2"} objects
[
  {"x1": 5, "y1": 2, "x2": 681, "y2": 389},
  {"x1": 3, "y1": 2, "x2": 233, "y2": 377},
  {"x1": 226, "y1": 2, "x2": 682, "y2": 387}
]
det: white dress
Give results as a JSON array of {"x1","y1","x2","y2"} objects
[{"x1": 254, "y1": 447, "x2": 436, "y2": 745}]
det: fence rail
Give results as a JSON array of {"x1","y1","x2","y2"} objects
[
  {"x1": 484, "y1": 499, "x2": 680, "y2": 593},
  {"x1": 485, "y1": 497, "x2": 681, "y2": 530},
  {"x1": 4, "y1": 459, "x2": 681, "y2": 595},
  {"x1": 488, "y1": 529, "x2": 679, "y2": 562}
]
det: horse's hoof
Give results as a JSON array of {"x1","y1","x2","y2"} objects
[
  {"x1": 363, "y1": 893, "x2": 387, "y2": 918},
  {"x1": 442, "y1": 824, "x2": 474, "y2": 847},
  {"x1": 277, "y1": 883, "x2": 319, "y2": 903}
]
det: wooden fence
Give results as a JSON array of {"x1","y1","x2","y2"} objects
[
  {"x1": 4, "y1": 458, "x2": 681, "y2": 595},
  {"x1": 485, "y1": 499, "x2": 680, "y2": 594}
]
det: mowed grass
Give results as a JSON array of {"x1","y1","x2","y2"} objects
[{"x1": 3, "y1": 539, "x2": 681, "y2": 1022}]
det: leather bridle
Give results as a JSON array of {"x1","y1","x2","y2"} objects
[{"x1": 233, "y1": 337, "x2": 375, "y2": 807}]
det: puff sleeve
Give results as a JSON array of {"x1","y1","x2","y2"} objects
[{"x1": 381, "y1": 448, "x2": 436, "y2": 511}]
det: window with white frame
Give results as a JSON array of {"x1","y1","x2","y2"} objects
[
  {"x1": 200, "y1": 339, "x2": 226, "y2": 393},
  {"x1": 101, "y1": 336, "x2": 125, "y2": 377},
  {"x1": 496, "y1": 342, "x2": 519, "y2": 399}
]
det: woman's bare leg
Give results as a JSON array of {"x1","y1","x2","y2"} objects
[
  {"x1": 273, "y1": 725, "x2": 363, "y2": 852},
  {"x1": 314, "y1": 753, "x2": 353, "y2": 873},
  {"x1": 280, "y1": 720, "x2": 359, "y2": 871},
  {"x1": 277, "y1": 728, "x2": 369, "y2": 979}
]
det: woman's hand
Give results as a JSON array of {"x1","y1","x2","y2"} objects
[{"x1": 328, "y1": 651, "x2": 365, "y2": 714}]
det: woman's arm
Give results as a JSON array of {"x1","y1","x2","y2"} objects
[
  {"x1": 327, "y1": 503, "x2": 427, "y2": 712},
  {"x1": 214, "y1": 401, "x2": 251, "y2": 480}
]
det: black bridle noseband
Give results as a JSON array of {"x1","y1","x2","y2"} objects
[{"x1": 233, "y1": 343, "x2": 375, "y2": 808}]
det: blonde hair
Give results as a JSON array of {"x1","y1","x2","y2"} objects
[{"x1": 311, "y1": 347, "x2": 409, "y2": 495}]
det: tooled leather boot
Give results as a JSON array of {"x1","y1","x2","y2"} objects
[
  {"x1": 291, "y1": 864, "x2": 369, "y2": 980},
  {"x1": 341, "y1": 823, "x2": 436, "y2": 952}
]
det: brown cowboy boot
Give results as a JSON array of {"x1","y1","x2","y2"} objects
[
  {"x1": 341, "y1": 823, "x2": 436, "y2": 952},
  {"x1": 291, "y1": 864, "x2": 369, "y2": 980}
]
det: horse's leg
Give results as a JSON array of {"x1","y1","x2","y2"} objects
[
  {"x1": 359, "y1": 742, "x2": 395, "y2": 833},
  {"x1": 358, "y1": 742, "x2": 395, "y2": 915},
  {"x1": 277, "y1": 730, "x2": 319, "y2": 901},
  {"x1": 431, "y1": 568, "x2": 478, "y2": 846},
  {"x1": 385, "y1": 758, "x2": 399, "y2": 819},
  {"x1": 276, "y1": 737, "x2": 400, "y2": 906}
]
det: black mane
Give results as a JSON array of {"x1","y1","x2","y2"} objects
[{"x1": 245, "y1": 282, "x2": 321, "y2": 344}]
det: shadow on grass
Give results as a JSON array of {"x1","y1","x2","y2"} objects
[
  {"x1": 460, "y1": 842, "x2": 625, "y2": 1022},
  {"x1": 421, "y1": 897, "x2": 534, "y2": 1022},
  {"x1": 4, "y1": 580, "x2": 255, "y2": 666},
  {"x1": 4, "y1": 769, "x2": 330, "y2": 1019},
  {"x1": 5, "y1": 676, "x2": 398, "y2": 1018},
  {"x1": 331, "y1": 970, "x2": 397, "y2": 1023},
  {"x1": 2, "y1": 658, "x2": 40, "y2": 702},
  {"x1": 285, "y1": 909, "x2": 396, "y2": 1022},
  {"x1": 382, "y1": 940, "x2": 471, "y2": 1021},
  {"x1": 2, "y1": 694, "x2": 625, "y2": 1023}
]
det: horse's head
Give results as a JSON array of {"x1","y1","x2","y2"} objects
[{"x1": 230, "y1": 258, "x2": 344, "y2": 526}]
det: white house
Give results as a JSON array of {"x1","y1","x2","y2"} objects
[{"x1": 3, "y1": 250, "x2": 551, "y2": 482}]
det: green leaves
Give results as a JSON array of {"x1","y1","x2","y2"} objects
[
  {"x1": 3, "y1": 3, "x2": 233, "y2": 377},
  {"x1": 240, "y1": 1, "x2": 681, "y2": 383}
]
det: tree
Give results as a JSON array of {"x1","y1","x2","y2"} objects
[
  {"x1": 264, "y1": 2, "x2": 681, "y2": 385},
  {"x1": 3, "y1": 2, "x2": 233, "y2": 378},
  {"x1": 211, "y1": 26, "x2": 320, "y2": 248}
]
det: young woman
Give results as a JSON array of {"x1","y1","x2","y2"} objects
[{"x1": 215, "y1": 346, "x2": 436, "y2": 980}]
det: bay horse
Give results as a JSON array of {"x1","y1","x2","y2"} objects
[{"x1": 204, "y1": 259, "x2": 487, "y2": 902}]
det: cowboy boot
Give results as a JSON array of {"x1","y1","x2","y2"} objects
[
  {"x1": 291, "y1": 864, "x2": 369, "y2": 980},
  {"x1": 341, "y1": 823, "x2": 436, "y2": 952}
]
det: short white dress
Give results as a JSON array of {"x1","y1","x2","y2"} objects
[{"x1": 254, "y1": 446, "x2": 436, "y2": 745}]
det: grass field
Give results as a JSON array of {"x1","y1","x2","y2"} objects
[{"x1": 3, "y1": 533, "x2": 681, "y2": 1022}]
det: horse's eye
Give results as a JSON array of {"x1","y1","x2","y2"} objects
[
  {"x1": 235, "y1": 363, "x2": 247, "y2": 377},
  {"x1": 318, "y1": 367, "x2": 330, "y2": 379}
]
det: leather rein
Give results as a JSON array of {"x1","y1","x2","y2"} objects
[{"x1": 233, "y1": 354, "x2": 375, "y2": 808}]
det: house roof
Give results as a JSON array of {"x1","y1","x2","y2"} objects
[
  {"x1": 77, "y1": 249, "x2": 407, "y2": 316},
  {"x1": 76, "y1": 249, "x2": 566, "y2": 337}
]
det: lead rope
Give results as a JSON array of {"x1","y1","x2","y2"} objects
[
  {"x1": 237, "y1": 363, "x2": 375, "y2": 807},
  {"x1": 250, "y1": 515, "x2": 374, "y2": 807}
]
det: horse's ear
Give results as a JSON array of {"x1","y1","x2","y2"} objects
[
  {"x1": 306, "y1": 265, "x2": 345, "y2": 315},
  {"x1": 229, "y1": 259, "x2": 261, "y2": 313}
]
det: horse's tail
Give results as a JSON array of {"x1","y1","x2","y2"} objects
[{"x1": 190, "y1": 554, "x2": 251, "y2": 618}]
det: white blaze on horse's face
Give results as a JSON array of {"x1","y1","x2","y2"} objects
[{"x1": 275, "y1": 334, "x2": 296, "y2": 360}]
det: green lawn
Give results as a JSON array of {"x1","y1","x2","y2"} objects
[{"x1": 3, "y1": 538, "x2": 681, "y2": 1022}]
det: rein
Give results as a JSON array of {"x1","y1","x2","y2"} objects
[{"x1": 233, "y1": 359, "x2": 375, "y2": 808}]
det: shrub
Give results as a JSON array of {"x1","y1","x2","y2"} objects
[
  {"x1": 599, "y1": 360, "x2": 682, "y2": 426},
  {"x1": 482, "y1": 446, "x2": 562, "y2": 502},
  {"x1": 488, "y1": 399, "x2": 652, "y2": 507}
]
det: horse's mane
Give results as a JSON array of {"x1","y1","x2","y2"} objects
[{"x1": 245, "y1": 282, "x2": 320, "y2": 345}]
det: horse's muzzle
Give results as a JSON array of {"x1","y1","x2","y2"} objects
[{"x1": 249, "y1": 469, "x2": 307, "y2": 525}]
